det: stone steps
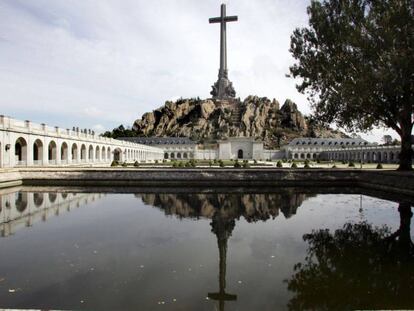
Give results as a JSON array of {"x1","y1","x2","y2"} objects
[{"x1": 230, "y1": 105, "x2": 242, "y2": 126}]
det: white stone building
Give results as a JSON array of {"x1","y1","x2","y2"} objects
[
  {"x1": 123, "y1": 136, "x2": 280, "y2": 160},
  {"x1": 217, "y1": 137, "x2": 263, "y2": 160},
  {"x1": 284, "y1": 137, "x2": 369, "y2": 160},
  {"x1": 0, "y1": 116, "x2": 164, "y2": 168}
]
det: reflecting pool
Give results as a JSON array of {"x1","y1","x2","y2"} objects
[{"x1": 0, "y1": 187, "x2": 413, "y2": 310}]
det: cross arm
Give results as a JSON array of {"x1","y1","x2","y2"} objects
[{"x1": 209, "y1": 16, "x2": 238, "y2": 24}]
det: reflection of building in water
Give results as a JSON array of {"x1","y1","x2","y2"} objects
[
  {"x1": 137, "y1": 192, "x2": 310, "y2": 222},
  {"x1": 136, "y1": 191, "x2": 310, "y2": 311},
  {"x1": 0, "y1": 190, "x2": 104, "y2": 237}
]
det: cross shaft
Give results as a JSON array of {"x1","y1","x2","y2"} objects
[{"x1": 209, "y1": 3, "x2": 238, "y2": 100}]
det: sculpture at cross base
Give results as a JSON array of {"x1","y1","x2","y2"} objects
[{"x1": 209, "y1": 3, "x2": 238, "y2": 100}]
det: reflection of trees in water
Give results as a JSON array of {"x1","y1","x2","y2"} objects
[
  {"x1": 286, "y1": 202, "x2": 414, "y2": 311},
  {"x1": 138, "y1": 192, "x2": 310, "y2": 221}
]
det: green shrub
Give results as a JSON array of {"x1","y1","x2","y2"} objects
[
  {"x1": 254, "y1": 159, "x2": 258, "y2": 164},
  {"x1": 348, "y1": 161, "x2": 355, "y2": 167},
  {"x1": 234, "y1": 160, "x2": 241, "y2": 168},
  {"x1": 189, "y1": 159, "x2": 196, "y2": 167},
  {"x1": 134, "y1": 161, "x2": 139, "y2": 167},
  {"x1": 342, "y1": 160, "x2": 347, "y2": 164},
  {"x1": 291, "y1": 162, "x2": 298, "y2": 168},
  {"x1": 242, "y1": 162, "x2": 250, "y2": 168},
  {"x1": 213, "y1": 159, "x2": 218, "y2": 164},
  {"x1": 219, "y1": 160, "x2": 225, "y2": 168},
  {"x1": 185, "y1": 161, "x2": 191, "y2": 168},
  {"x1": 155, "y1": 160, "x2": 159, "y2": 164},
  {"x1": 304, "y1": 163, "x2": 310, "y2": 168},
  {"x1": 122, "y1": 162, "x2": 128, "y2": 167},
  {"x1": 376, "y1": 163, "x2": 383, "y2": 169},
  {"x1": 209, "y1": 160, "x2": 213, "y2": 167},
  {"x1": 172, "y1": 161, "x2": 178, "y2": 168},
  {"x1": 304, "y1": 159, "x2": 310, "y2": 165},
  {"x1": 178, "y1": 161, "x2": 185, "y2": 168},
  {"x1": 276, "y1": 160, "x2": 283, "y2": 168},
  {"x1": 332, "y1": 165, "x2": 337, "y2": 168},
  {"x1": 162, "y1": 159, "x2": 167, "y2": 163},
  {"x1": 316, "y1": 159, "x2": 321, "y2": 164},
  {"x1": 282, "y1": 158, "x2": 287, "y2": 163},
  {"x1": 111, "y1": 160, "x2": 119, "y2": 167}
]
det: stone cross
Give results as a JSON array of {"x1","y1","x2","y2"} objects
[{"x1": 209, "y1": 3, "x2": 238, "y2": 100}]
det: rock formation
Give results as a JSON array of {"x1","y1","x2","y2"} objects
[{"x1": 132, "y1": 96, "x2": 347, "y2": 148}]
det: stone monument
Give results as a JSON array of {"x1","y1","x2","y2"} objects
[{"x1": 209, "y1": 3, "x2": 238, "y2": 100}]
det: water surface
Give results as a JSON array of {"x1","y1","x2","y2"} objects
[{"x1": 0, "y1": 187, "x2": 413, "y2": 310}]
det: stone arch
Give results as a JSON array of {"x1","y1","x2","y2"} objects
[
  {"x1": 48, "y1": 140, "x2": 57, "y2": 163},
  {"x1": 61, "y1": 142, "x2": 69, "y2": 162},
  {"x1": 88, "y1": 145, "x2": 94, "y2": 161},
  {"x1": 164, "y1": 152, "x2": 169, "y2": 159},
  {"x1": 294, "y1": 154, "x2": 299, "y2": 159},
  {"x1": 49, "y1": 193, "x2": 57, "y2": 203},
  {"x1": 33, "y1": 139, "x2": 43, "y2": 164},
  {"x1": 114, "y1": 148, "x2": 122, "y2": 161},
  {"x1": 183, "y1": 152, "x2": 188, "y2": 159},
  {"x1": 300, "y1": 153, "x2": 305, "y2": 159},
  {"x1": 306, "y1": 153, "x2": 311, "y2": 159},
  {"x1": 15, "y1": 192, "x2": 28, "y2": 213},
  {"x1": 377, "y1": 152, "x2": 382, "y2": 163},
  {"x1": 33, "y1": 193, "x2": 44, "y2": 207},
  {"x1": 71, "y1": 143, "x2": 79, "y2": 162},
  {"x1": 170, "y1": 152, "x2": 175, "y2": 159},
  {"x1": 238, "y1": 149, "x2": 243, "y2": 159},
  {"x1": 177, "y1": 153, "x2": 182, "y2": 159},
  {"x1": 102, "y1": 146, "x2": 106, "y2": 161},
  {"x1": 95, "y1": 146, "x2": 100, "y2": 161},
  {"x1": 15, "y1": 137, "x2": 28, "y2": 165},
  {"x1": 107, "y1": 147, "x2": 111, "y2": 161},
  {"x1": 81, "y1": 144, "x2": 87, "y2": 161}
]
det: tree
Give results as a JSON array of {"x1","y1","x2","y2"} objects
[
  {"x1": 101, "y1": 124, "x2": 137, "y2": 139},
  {"x1": 286, "y1": 203, "x2": 414, "y2": 310},
  {"x1": 289, "y1": 0, "x2": 414, "y2": 170}
]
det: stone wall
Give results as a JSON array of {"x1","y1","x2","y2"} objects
[{"x1": 1, "y1": 168, "x2": 413, "y2": 197}]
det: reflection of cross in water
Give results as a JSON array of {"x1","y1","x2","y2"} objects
[{"x1": 208, "y1": 210, "x2": 237, "y2": 311}]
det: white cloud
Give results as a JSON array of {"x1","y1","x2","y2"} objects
[{"x1": 0, "y1": 0, "x2": 395, "y2": 142}]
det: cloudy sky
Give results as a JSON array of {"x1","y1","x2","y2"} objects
[{"x1": 0, "y1": 0, "x2": 395, "y2": 142}]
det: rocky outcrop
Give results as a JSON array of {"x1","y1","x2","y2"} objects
[{"x1": 133, "y1": 96, "x2": 347, "y2": 148}]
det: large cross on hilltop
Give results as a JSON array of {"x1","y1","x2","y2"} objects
[{"x1": 209, "y1": 3, "x2": 238, "y2": 100}]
